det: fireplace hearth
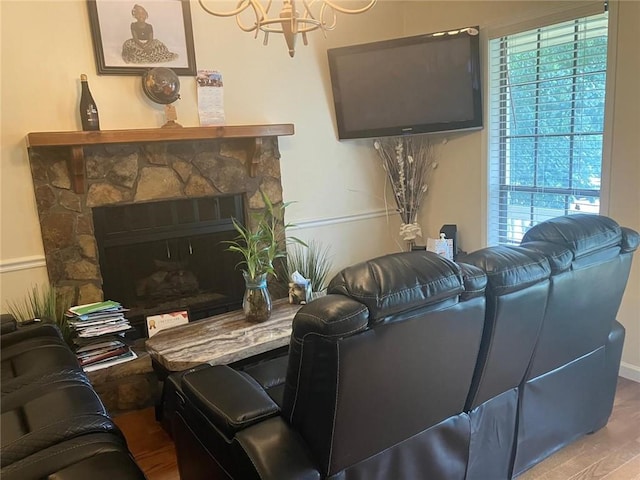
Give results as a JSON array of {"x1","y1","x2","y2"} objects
[{"x1": 27, "y1": 131, "x2": 288, "y2": 338}]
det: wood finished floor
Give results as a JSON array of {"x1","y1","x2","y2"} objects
[{"x1": 114, "y1": 377, "x2": 640, "y2": 480}]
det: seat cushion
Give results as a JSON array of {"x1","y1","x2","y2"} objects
[
  {"x1": 0, "y1": 433, "x2": 145, "y2": 480},
  {"x1": 1, "y1": 379, "x2": 116, "y2": 467},
  {"x1": 1, "y1": 342, "x2": 80, "y2": 384},
  {"x1": 242, "y1": 355, "x2": 289, "y2": 407}
]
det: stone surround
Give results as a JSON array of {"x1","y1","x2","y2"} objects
[
  {"x1": 28, "y1": 137, "x2": 284, "y2": 307},
  {"x1": 86, "y1": 341, "x2": 158, "y2": 415}
]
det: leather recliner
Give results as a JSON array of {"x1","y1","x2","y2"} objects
[
  {"x1": 512, "y1": 214, "x2": 639, "y2": 476},
  {"x1": 461, "y1": 246, "x2": 552, "y2": 479},
  {"x1": 166, "y1": 214, "x2": 637, "y2": 480},
  {"x1": 172, "y1": 251, "x2": 489, "y2": 479},
  {"x1": 0, "y1": 317, "x2": 147, "y2": 480},
  {"x1": 460, "y1": 214, "x2": 639, "y2": 478}
]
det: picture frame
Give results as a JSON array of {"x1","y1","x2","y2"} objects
[
  {"x1": 146, "y1": 309, "x2": 190, "y2": 338},
  {"x1": 87, "y1": 0, "x2": 196, "y2": 76}
]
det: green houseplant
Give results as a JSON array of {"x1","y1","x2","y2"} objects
[
  {"x1": 225, "y1": 190, "x2": 304, "y2": 322},
  {"x1": 7, "y1": 284, "x2": 73, "y2": 346},
  {"x1": 285, "y1": 240, "x2": 333, "y2": 299}
]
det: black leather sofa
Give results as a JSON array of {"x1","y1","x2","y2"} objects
[
  {"x1": 166, "y1": 214, "x2": 638, "y2": 479},
  {"x1": 0, "y1": 316, "x2": 146, "y2": 480}
]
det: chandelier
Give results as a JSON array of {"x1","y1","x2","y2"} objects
[{"x1": 198, "y1": 0, "x2": 377, "y2": 57}]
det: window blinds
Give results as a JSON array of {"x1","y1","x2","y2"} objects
[{"x1": 487, "y1": 12, "x2": 609, "y2": 245}]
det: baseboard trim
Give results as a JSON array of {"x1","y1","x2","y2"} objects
[
  {"x1": 0, "y1": 255, "x2": 47, "y2": 274},
  {"x1": 619, "y1": 362, "x2": 640, "y2": 383}
]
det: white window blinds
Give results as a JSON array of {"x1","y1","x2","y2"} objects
[{"x1": 487, "y1": 12, "x2": 609, "y2": 246}]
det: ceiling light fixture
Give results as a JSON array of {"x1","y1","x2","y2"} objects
[{"x1": 198, "y1": 0, "x2": 377, "y2": 57}]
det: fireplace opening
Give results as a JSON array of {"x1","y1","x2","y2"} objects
[{"x1": 93, "y1": 194, "x2": 246, "y2": 337}]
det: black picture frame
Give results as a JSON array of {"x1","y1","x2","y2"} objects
[{"x1": 87, "y1": 0, "x2": 196, "y2": 76}]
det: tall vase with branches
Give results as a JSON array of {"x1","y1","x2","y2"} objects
[{"x1": 374, "y1": 135, "x2": 437, "y2": 249}]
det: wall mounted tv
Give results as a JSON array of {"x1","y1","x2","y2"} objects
[{"x1": 327, "y1": 27, "x2": 483, "y2": 140}]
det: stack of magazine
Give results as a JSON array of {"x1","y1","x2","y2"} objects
[{"x1": 66, "y1": 300, "x2": 137, "y2": 372}]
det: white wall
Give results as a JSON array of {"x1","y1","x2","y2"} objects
[
  {"x1": 1, "y1": 0, "x2": 638, "y2": 378},
  {"x1": 400, "y1": 1, "x2": 587, "y2": 252},
  {"x1": 401, "y1": 0, "x2": 640, "y2": 380},
  {"x1": 0, "y1": 0, "x2": 405, "y2": 308},
  {"x1": 605, "y1": 0, "x2": 640, "y2": 381}
]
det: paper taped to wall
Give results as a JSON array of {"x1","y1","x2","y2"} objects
[{"x1": 197, "y1": 69, "x2": 225, "y2": 126}]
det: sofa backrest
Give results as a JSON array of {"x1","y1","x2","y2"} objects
[
  {"x1": 520, "y1": 214, "x2": 639, "y2": 379},
  {"x1": 281, "y1": 251, "x2": 487, "y2": 476},
  {"x1": 460, "y1": 245, "x2": 551, "y2": 410}
]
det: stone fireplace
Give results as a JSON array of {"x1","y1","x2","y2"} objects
[{"x1": 27, "y1": 130, "x2": 288, "y2": 337}]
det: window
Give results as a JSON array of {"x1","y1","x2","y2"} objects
[{"x1": 487, "y1": 12, "x2": 609, "y2": 245}]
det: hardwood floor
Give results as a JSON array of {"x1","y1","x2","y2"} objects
[
  {"x1": 114, "y1": 377, "x2": 640, "y2": 480},
  {"x1": 114, "y1": 406, "x2": 179, "y2": 480}
]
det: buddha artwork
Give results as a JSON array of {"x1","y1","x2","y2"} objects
[{"x1": 122, "y1": 4, "x2": 178, "y2": 64}]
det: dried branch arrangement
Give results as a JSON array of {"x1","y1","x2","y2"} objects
[{"x1": 374, "y1": 135, "x2": 437, "y2": 243}]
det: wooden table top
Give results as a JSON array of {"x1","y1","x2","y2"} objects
[{"x1": 145, "y1": 299, "x2": 302, "y2": 372}]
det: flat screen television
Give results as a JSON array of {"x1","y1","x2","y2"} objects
[{"x1": 327, "y1": 27, "x2": 483, "y2": 140}]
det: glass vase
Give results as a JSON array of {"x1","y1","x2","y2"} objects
[{"x1": 242, "y1": 272, "x2": 272, "y2": 323}]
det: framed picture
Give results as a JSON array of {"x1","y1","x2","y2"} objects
[
  {"x1": 146, "y1": 309, "x2": 189, "y2": 338},
  {"x1": 87, "y1": 0, "x2": 196, "y2": 75}
]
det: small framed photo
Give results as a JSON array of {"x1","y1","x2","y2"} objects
[
  {"x1": 87, "y1": 0, "x2": 196, "y2": 75},
  {"x1": 146, "y1": 309, "x2": 189, "y2": 338}
]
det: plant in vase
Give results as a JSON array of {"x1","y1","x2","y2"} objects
[
  {"x1": 225, "y1": 190, "x2": 304, "y2": 322},
  {"x1": 285, "y1": 240, "x2": 333, "y2": 301}
]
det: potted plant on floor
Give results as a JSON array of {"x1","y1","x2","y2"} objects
[{"x1": 225, "y1": 190, "x2": 304, "y2": 322}]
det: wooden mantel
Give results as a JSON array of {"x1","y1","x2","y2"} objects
[{"x1": 26, "y1": 123, "x2": 295, "y2": 193}]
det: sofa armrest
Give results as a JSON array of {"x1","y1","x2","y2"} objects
[
  {"x1": 1, "y1": 313, "x2": 17, "y2": 334},
  {"x1": 234, "y1": 417, "x2": 321, "y2": 480},
  {"x1": 182, "y1": 365, "x2": 279, "y2": 439},
  {"x1": 0, "y1": 322, "x2": 63, "y2": 348}
]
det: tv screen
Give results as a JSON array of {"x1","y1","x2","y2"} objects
[{"x1": 327, "y1": 27, "x2": 483, "y2": 140}]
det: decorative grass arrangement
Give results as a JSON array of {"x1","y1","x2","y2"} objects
[
  {"x1": 7, "y1": 284, "x2": 73, "y2": 345},
  {"x1": 286, "y1": 240, "x2": 333, "y2": 294}
]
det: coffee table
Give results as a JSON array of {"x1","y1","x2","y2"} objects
[{"x1": 145, "y1": 298, "x2": 302, "y2": 377}]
